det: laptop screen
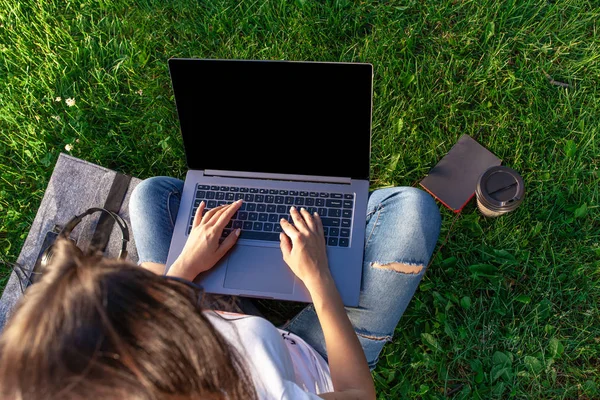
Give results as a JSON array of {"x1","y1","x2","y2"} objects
[{"x1": 168, "y1": 59, "x2": 373, "y2": 180}]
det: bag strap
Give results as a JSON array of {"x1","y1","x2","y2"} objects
[{"x1": 89, "y1": 172, "x2": 132, "y2": 253}]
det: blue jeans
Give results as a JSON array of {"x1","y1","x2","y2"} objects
[{"x1": 129, "y1": 177, "x2": 441, "y2": 371}]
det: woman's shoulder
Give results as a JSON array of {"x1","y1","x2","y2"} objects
[
  {"x1": 204, "y1": 309, "x2": 333, "y2": 396},
  {"x1": 203, "y1": 310, "x2": 286, "y2": 349},
  {"x1": 204, "y1": 309, "x2": 273, "y2": 327}
]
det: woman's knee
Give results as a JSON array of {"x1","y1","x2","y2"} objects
[
  {"x1": 403, "y1": 187, "x2": 440, "y2": 219},
  {"x1": 371, "y1": 186, "x2": 440, "y2": 220},
  {"x1": 399, "y1": 187, "x2": 441, "y2": 237},
  {"x1": 369, "y1": 186, "x2": 442, "y2": 255},
  {"x1": 130, "y1": 176, "x2": 183, "y2": 213}
]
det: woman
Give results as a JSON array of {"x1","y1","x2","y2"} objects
[{"x1": 0, "y1": 177, "x2": 440, "y2": 399}]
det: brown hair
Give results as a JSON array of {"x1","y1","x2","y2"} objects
[{"x1": 0, "y1": 238, "x2": 257, "y2": 400}]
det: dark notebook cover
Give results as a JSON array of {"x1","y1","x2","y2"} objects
[{"x1": 420, "y1": 134, "x2": 501, "y2": 212}]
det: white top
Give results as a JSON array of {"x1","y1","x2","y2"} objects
[{"x1": 205, "y1": 311, "x2": 334, "y2": 399}]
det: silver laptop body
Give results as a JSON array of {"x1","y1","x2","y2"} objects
[{"x1": 165, "y1": 59, "x2": 373, "y2": 307}]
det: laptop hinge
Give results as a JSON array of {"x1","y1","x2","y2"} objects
[{"x1": 204, "y1": 170, "x2": 352, "y2": 184}]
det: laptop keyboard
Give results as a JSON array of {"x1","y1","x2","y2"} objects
[{"x1": 188, "y1": 185, "x2": 354, "y2": 247}]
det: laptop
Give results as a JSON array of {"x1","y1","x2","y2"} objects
[{"x1": 165, "y1": 58, "x2": 373, "y2": 306}]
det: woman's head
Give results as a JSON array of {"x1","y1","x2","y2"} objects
[{"x1": 0, "y1": 238, "x2": 256, "y2": 400}]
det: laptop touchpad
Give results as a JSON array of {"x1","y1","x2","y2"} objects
[{"x1": 223, "y1": 245, "x2": 296, "y2": 294}]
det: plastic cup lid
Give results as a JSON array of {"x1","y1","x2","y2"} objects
[{"x1": 477, "y1": 166, "x2": 524, "y2": 210}]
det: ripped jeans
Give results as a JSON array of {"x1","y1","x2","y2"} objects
[
  {"x1": 282, "y1": 187, "x2": 441, "y2": 370},
  {"x1": 130, "y1": 179, "x2": 441, "y2": 371}
]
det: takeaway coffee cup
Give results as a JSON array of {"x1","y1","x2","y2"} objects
[{"x1": 475, "y1": 166, "x2": 524, "y2": 217}]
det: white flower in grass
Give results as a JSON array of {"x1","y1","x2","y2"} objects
[
  {"x1": 65, "y1": 144, "x2": 73, "y2": 152},
  {"x1": 136, "y1": 89, "x2": 143, "y2": 96},
  {"x1": 55, "y1": 97, "x2": 62, "y2": 102},
  {"x1": 51, "y1": 115, "x2": 61, "y2": 121},
  {"x1": 66, "y1": 98, "x2": 76, "y2": 107}
]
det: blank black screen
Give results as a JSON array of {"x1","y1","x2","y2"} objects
[{"x1": 168, "y1": 59, "x2": 373, "y2": 180}]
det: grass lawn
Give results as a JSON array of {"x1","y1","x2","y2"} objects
[{"x1": 1, "y1": 0, "x2": 599, "y2": 398}]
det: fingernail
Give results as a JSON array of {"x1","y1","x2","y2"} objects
[
  {"x1": 236, "y1": 199, "x2": 242, "y2": 203},
  {"x1": 235, "y1": 228, "x2": 241, "y2": 236},
  {"x1": 301, "y1": 207, "x2": 306, "y2": 212},
  {"x1": 290, "y1": 206, "x2": 296, "y2": 211},
  {"x1": 280, "y1": 218, "x2": 287, "y2": 223},
  {"x1": 314, "y1": 212, "x2": 318, "y2": 216}
]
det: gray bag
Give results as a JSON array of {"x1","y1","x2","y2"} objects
[{"x1": 0, "y1": 153, "x2": 142, "y2": 330}]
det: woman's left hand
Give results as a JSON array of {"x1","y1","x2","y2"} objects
[{"x1": 167, "y1": 200, "x2": 242, "y2": 281}]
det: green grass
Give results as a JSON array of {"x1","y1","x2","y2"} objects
[{"x1": 1, "y1": 0, "x2": 599, "y2": 398}]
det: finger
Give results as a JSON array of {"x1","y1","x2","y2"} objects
[
  {"x1": 205, "y1": 200, "x2": 240, "y2": 226},
  {"x1": 279, "y1": 232, "x2": 292, "y2": 258},
  {"x1": 217, "y1": 228, "x2": 241, "y2": 257},
  {"x1": 280, "y1": 218, "x2": 299, "y2": 240},
  {"x1": 313, "y1": 212, "x2": 324, "y2": 237},
  {"x1": 299, "y1": 207, "x2": 316, "y2": 231},
  {"x1": 289, "y1": 206, "x2": 308, "y2": 232},
  {"x1": 193, "y1": 201, "x2": 206, "y2": 228},
  {"x1": 202, "y1": 204, "x2": 228, "y2": 224},
  {"x1": 214, "y1": 200, "x2": 243, "y2": 228}
]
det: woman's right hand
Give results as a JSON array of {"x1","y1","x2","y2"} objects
[
  {"x1": 279, "y1": 206, "x2": 332, "y2": 292},
  {"x1": 168, "y1": 200, "x2": 242, "y2": 281}
]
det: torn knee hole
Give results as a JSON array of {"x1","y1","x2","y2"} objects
[
  {"x1": 371, "y1": 262, "x2": 423, "y2": 274},
  {"x1": 357, "y1": 332, "x2": 391, "y2": 341}
]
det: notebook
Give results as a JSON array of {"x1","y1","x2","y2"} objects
[
  {"x1": 419, "y1": 134, "x2": 501, "y2": 212},
  {"x1": 165, "y1": 59, "x2": 374, "y2": 306}
]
